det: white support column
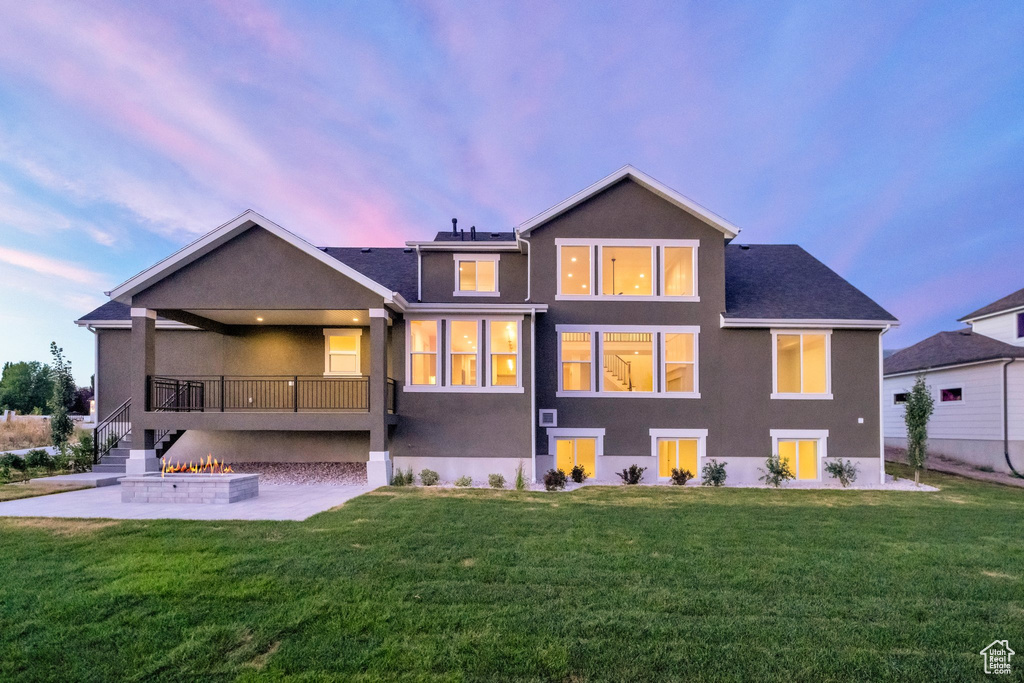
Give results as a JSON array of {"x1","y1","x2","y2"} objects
[{"x1": 367, "y1": 450, "x2": 392, "y2": 487}]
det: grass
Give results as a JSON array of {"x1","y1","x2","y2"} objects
[
  {"x1": 0, "y1": 419, "x2": 90, "y2": 451},
  {"x1": 0, "y1": 463, "x2": 1021, "y2": 681},
  {"x1": 0, "y1": 482, "x2": 89, "y2": 502}
]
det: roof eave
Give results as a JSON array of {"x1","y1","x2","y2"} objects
[
  {"x1": 884, "y1": 356, "x2": 1019, "y2": 378},
  {"x1": 720, "y1": 316, "x2": 898, "y2": 329}
]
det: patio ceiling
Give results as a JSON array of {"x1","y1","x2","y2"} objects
[{"x1": 180, "y1": 309, "x2": 370, "y2": 326}]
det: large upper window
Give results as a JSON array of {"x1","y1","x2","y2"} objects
[
  {"x1": 558, "y1": 326, "x2": 699, "y2": 397},
  {"x1": 556, "y1": 239, "x2": 698, "y2": 300},
  {"x1": 324, "y1": 329, "x2": 362, "y2": 376},
  {"x1": 408, "y1": 320, "x2": 439, "y2": 386},
  {"x1": 454, "y1": 255, "x2": 498, "y2": 296},
  {"x1": 406, "y1": 318, "x2": 522, "y2": 392},
  {"x1": 773, "y1": 331, "x2": 831, "y2": 399}
]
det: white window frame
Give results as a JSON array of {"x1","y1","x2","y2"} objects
[
  {"x1": 546, "y1": 427, "x2": 605, "y2": 479},
  {"x1": 323, "y1": 328, "x2": 362, "y2": 377},
  {"x1": 446, "y1": 319, "x2": 483, "y2": 389},
  {"x1": 649, "y1": 428, "x2": 708, "y2": 481},
  {"x1": 770, "y1": 429, "x2": 828, "y2": 481},
  {"x1": 556, "y1": 324, "x2": 700, "y2": 398},
  {"x1": 404, "y1": 318, "x2": 442, "y2": 392},
  {"x1": 453, "y1": 254, "x2": 500, "y2": 297},
  {"x1": 938, "y1": 386, "x2": 965, "y2": 404},
  {"x1": 892, "y1": 390, "x2": 909, "y2": 405},
  {"x1": 555, "y1": 238, "x2": 700, "y2": 302},
  {"x1": 483, "y1": 317, "x2": 524, "y2": 393},
  {"x1": 770, "y1": 329, "x2": 833, "y2": 400}
]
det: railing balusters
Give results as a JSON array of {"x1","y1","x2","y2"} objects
[{"x1": 145, "y1": 375, "x2": 393, "y2": 413}]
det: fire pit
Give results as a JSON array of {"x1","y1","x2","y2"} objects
[{"x1": 121, "y1": 455, "x2": 259, "y2": 504}]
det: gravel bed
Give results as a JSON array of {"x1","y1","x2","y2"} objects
[{"x1": 228, "y1": 462, "x2": 367, "y2": 485}]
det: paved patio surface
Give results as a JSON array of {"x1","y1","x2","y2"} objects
[{"x1": 0, "y1": 483, "x2": 373, "y2": 521}]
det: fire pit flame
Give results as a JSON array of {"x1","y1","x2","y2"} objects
[{"x1": 161, "y1": 454, "x2": 234, "y2": 477}]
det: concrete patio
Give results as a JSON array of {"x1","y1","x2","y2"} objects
[{"x1": 0, "y1": 483, "x2": 373, "y2": 521}]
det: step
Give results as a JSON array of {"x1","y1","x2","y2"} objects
[
  {"x1": 92, "y1": 464, "x2": 127, "y2": 473},
  {"x1": 101, "y1": 455, "x2": 129, "y2": 464}
]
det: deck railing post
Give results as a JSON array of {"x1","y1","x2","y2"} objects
[
  {"x1": 220, "y1": 376, "x2": 225, "y2": 412},
  {"x1": 294, "y1": 376, "x2": 299, "y2": 412}
]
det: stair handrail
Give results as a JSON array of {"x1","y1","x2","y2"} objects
[
  {"x1": 94, "y1": 398, "x2": 131, "y2": 464},
  {"x1": 603, "y1": 354, "x2": 633, "y2": 391}
]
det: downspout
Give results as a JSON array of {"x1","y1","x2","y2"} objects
[
  {"x1": 879, "y1": 324, "x2": 891, "y2": 484},
  {"x1": 517, "y1": 231, "x2": 531, "y2": 301},
  {"x1": 1002, "y1": 358, "x2": 1021, "y2": 476},
  {"x1": 415, "y1": 245, "x2": 422, "y2": 302},
  {"x1": 89, "y1": 325, "x2": 99, "y2": 420},
  {"x1": 530, "y1": 307, "x2": 537, "y2": 483}
]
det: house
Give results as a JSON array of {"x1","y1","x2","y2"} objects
[
  {"x1": 76, "y1": 166, "x2": 897, "y2": 486},
  {"x1": 883, "y1": 287, "x2": 1024, "y2": 474}
]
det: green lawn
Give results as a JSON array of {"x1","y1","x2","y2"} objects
[
  {"x1": 0, "y1": 482, "x2": 89, "y2": 502},
  {"x1": 0, "y1": 464, "x2": 1021, "y2": 681}
]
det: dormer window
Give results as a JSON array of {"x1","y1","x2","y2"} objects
[
  {"x1": 454, "y1": 254, "x2": 499, "y2": 296},
  {"x1": 556, "y1": 239, "x2": 699, "y2": 301}
]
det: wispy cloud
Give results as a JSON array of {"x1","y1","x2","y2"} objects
[{"x1": 0, "y1": 246, "x2": 108, "y2": 289}]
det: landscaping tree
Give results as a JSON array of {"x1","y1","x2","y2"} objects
[
  {"x1": 47, "y1": 343, "x2": 76, "y2": 451},
  {"x1": 0, "y1": 361, "x2": 53, "y2": 414},
  {"x1": 904, "y1": 374, "x2": 935, "y2": 486}
]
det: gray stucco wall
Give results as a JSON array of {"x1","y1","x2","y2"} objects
[{"x1": 419, "y1": 250, "x2": 529, "y2": 303}]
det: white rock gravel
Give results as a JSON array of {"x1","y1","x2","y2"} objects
[{"x1": 228, "y1": 462, "x2": 367, "y2": 485}]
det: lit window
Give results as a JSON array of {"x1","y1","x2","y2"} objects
[
  {"x1": 449, "y1": 320, "x2": 479, "y2": 386},
  {"x1": 941, "y1": 387, "x2": 963, "y2": 402},
  {"x1": 777, "y1": 439, "x2": 820, "y2": 480},
  {"x1": 560, "y1": 245, "x2": 591, "y2": 295},
  {"x1": 664, "y1": 333, "x2": 695, "y2": 392},
  {"x1": 601, "y1": 332, "x2": 653, "y2": 392},
  {"x1": 490, "y1": 320, "x2": 518, "y2": 386},
  {"x1": 455, "y1": 256, "x2": 498, "y2": 294},
  {"x1": 409, "y1": 320, "x2": 438, "y2": 385},
  {"x1": 560, "y1": 332, "x2": 592, "y2": 391},
  {"x1": 775, "y1": 332, "x2": 829, "y2": 396},
  {"x1": 663, "y1": 247, "x2": 694, "y2": 297},
  {"x1": 555, "y1": 438, "x2": 596, "y2": 478},
  {"x1": 657, "y1": 438, "x2": 699, "y2": 478},
  {"x1": 601, "y1": 246, "x2": 653, "y2": 296},
  {"x1": 324, "y1": 329, "x2": 361, "y2": 376}
]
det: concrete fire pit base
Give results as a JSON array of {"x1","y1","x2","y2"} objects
[{"x1": 121, "y1": 473, "x2": 259, "y2": 504}]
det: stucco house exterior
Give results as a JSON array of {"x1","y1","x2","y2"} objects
[
  {"x1": 77, "y1": 166, "x2": 897, "y2": 486},
  {"x1": 883, "y1": 287, "x2": 1024, "y2": 474}
]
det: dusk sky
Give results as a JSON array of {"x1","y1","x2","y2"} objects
[{"x1": 0, "y1": 1, "x2": 1022, "y2": 385}]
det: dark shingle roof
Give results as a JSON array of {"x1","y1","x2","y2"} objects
[
  {"x1": 884, "y1": 329, "x2": 1024, "y2": 375},
  {"x1": 320, "y1": 247, "x2": 418, "y2": 301},
  {"x1": 724, "y1": 244, "x2": 896, "y2": 322},
  {"x1": 432, "y1": 231, "x2": 516, "y2": 242},
  {"x1": 959, "y1": 286, "x2": 1024, "y2": 322},
  {"x1": 77, "y1": 300, "x2": 133, "y2": 322}
]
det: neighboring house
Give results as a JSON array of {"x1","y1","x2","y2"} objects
[
  {"x1": 883, "y1": 287, "x2": 1024, "y2": 474},
  {"x1": 76, "y1": 166, "x2": 897, "y2": 486}
]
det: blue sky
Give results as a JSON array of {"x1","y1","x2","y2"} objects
[{"x1": 0, "y1": 1, "x2": 1022, "y2": 385}]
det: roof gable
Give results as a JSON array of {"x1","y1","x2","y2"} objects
[
  {"x1": 884, "y1": 329, "x2": 1024, "y2": 375},
  {"x1": 517, "y1": 165, "x2": 740, "y2": 239},
  {"x1": 959, "y1": 286, "x2": 1024, "y2": 322}
]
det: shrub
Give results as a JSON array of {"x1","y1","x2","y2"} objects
[
  {"x1": 66, "y1": 433, "x2": 94, "y2": 473},
  {"x1": 670, "y1": 468, "x2": 693, "y2": 486},
  {"x1": 391, "y1": 467, "x2": 414, "y2": 486},
  {"x1": 514, "y1": 461, "x2": 527, "y2": 491},
  {"x1": 419, "y1": 468, "x2": 440, "y2": 486},
  {"x1": 454, "y1": 475, "x2": 472, "y2": 487},
  {"x1": 759, "y1": 454, "x2": 795, "y2": 488},
  {"x1": 616, "y1": 464, "x2": 646, "y2": 485},
  {"x1": 701, "y1": 459, "x2": 728, "y2": 487},
  {"x1": 24, "y1": 449, "x2": 53, "y2": 470},
  {"x1": 52, "y1": 450, "x2": 71, "y2": 472},
  {"x1": 0, "y1": 452, "x2": 26, "y2": 472},
  {"x1": 48, "y1": 343, "x2": 76, "y2": 451},
  {"x1": 543, "y1": 468, "x2": 567, "y2": 491},
  {"x1": 488, "y1": 473, "x2": 506, "y2": 489},
  {"x1": 569, "y1": 464, "x2": 588, "y2": 483},
  {"x1": 824, "y1": 458, "x2": 859, "y2": 487}
]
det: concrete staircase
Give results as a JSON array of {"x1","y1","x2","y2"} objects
[{"x1": 93, "y1": 430, "x2": 186, "y2": 473}]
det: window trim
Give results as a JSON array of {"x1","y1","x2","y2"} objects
[
  {"x1": 403, "y1": 316, "x2": 524, "y2": 394},
  {"x1": 770, "y1": 429, "x2": 829, "y2": 481},
  {"x1": 770, "y1": 329, "x2": 833, "y2": 400},
  {"x1": 939, "y1": 386, "x2": 965, "y2": 403},
  {"x1": 546, "y1": 428, "x2": 606, "y2": 479},
  {"x1": 323, "y1": 328, "x2": 362, "y2": 377},
  {"x1": 649, "y1": 428, "x2": 708, "y2": 481},
  {"x1": 453, "y1": 253, "x2": 500, "y2": 297},
  {"x1": 404, "y1": 318, "x2": 441, "y2": 391},
  {"x1": 556, "y1": 324, "x2": 700, "y2": 398},
  {"x1": 555, "y1": 238, "x2": 700, "y2": 301}
]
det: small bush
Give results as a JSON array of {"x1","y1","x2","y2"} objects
[
  {"x1": 24, "y1": 449, "x2": 53, "y2": 470},
  {"x1": 0, "y1": 453, "x2": 26, "y2": 472},
  {"x1": 488, "y1": 473, "x2": 506, "y2": 489},
  {"x1": 52, "y1": 450, "x2": 71, "y2": 472},
  {"x1": 701, "y1": 459, "x2": 728, "y2": 487},
  {"x1": 543, "y1": 468, "x2": 567, "y2": 491},
  {"x1": 419, "y1": 468, "x2": 440, "y2": 486},
  {"x1": 759, "y1": 454, "x2": 795, "y2": 488},
  {"x1": 569, "y1": 464, "x2": 588, "y2": 483},
  {"x1": 616, "y1": 464, "x2": 646, "y2": 485},
  {"x1": 514, "y1": 461, "x2": 527, "y2": 491},
  {"x1": 670, "y1": 468, "x2": 693, "y2": 486},
  {"x1": 454, "y1": 475, "x2": 472, "y2": 487},
  {"x1": 391, "y1": 467, "x2": 414, "y2": 486},
  {"x1": 824, "y1": 458, "x2": 859, "y2": 487}
]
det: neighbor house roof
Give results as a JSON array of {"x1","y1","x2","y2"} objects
[
  {"x1": 959, "y1": 286, "x2": 1024, "y2": 322},
  {"x1": 883, "y1": 329, "x2": 1024, "y2": 376},
  {"x1": 722, "y1": 244, "x2": 897, "y2": 326}
]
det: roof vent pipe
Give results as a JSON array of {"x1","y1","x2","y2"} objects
[
  {"x1": 470, "y1": 226, "x2": 477, "y2": 240},
  {"x1": 452, "y1": 218, "x2": 458, "y2": 237},
  {"x1": 460, "y1": 229, "x2": 465, "y2": 240}
]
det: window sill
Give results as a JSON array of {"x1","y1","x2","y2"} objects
[
  {"x1": 403, "y1": 385, "x2": 524, "y2": 394},
  {"x1": 453, "y1": 291, "x2": 501, "y2": 297},
  {"x1": 555, "y1": 295, "x2": 699, "y2": 302},
  {"x1": 770, "y1": 392, "x2": 833, "y2": 400},
  {"x1": 323, "y1": 373, "x2": 362, "y2": 378},
  {"x1": 556, "y1": 391, "x2": 701, "y2": 399}
]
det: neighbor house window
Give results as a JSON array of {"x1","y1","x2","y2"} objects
[
  {"x1": 408, "y1": 320, "x2": 439, "y2": 386},
  {"x1": 557, "y1": 239, "x2": 699, "y2": 299},
  {"x1": 560, "y1": 332, "x2": 592, "y2": 392},
  {"x1": 893, "y1": 392, "x2": 908, "y2": 405},
  {"x1": 489, "y1": 320, "x2": 518, "y2": 386},
  {"x1": 323, "y1": 329, "x2": 362, "y2": 376},
  {"x1": 602, "y1": 332, "x2": 653, "y2": 392},
  {"x1": 941, "y1": 387, "x2": 963, "y2": 402},
  {"x1": 448, "y1": 320, "x2": 480, "y2": 387},
  {"x1": 663, "y1": 332, "x2": 696, "y2": 393},
  {"x1": 454, "y1": 255, "x2": 499, "y2": 296},
  {"x1": 773, "y1": 331, "x2": 831, "y2": 398},
  {"x1": 771, "y1": 430, "x2": 828, "y2": 481},
  {"x1": 1017, "y1": 312, "x2": 1024, "y2": 339}
]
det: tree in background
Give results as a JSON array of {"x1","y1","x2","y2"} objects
[
  {"x1": 47, "y1": 343, "x2": 76, "y2": 451},
  {"x1": 904, "y1": 375, "x2": 935, "y2": 486},
  {"x1": 0, "y1": 361, "x2": 53, "y2": 414}
]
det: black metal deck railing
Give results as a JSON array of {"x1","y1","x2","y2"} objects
[{"x1": 148, "y1": 376, "x2": 397, "y2": 413}]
